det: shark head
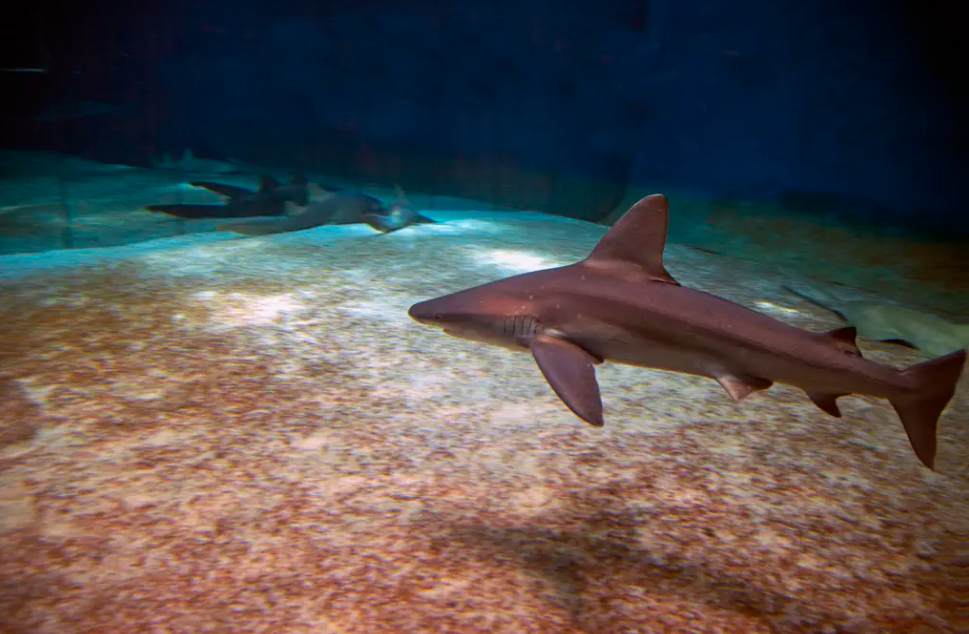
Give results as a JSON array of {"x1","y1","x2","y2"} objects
[{"x1": 408, "y1": 287, "x2": 542, "y2": 350}]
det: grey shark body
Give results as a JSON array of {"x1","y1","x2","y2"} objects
[
  {"x1": 146, "y1": 172, "x2": 308, "y2": 219},
  {"x1": 409, "y1": 194, "x2": 966, "y2": 469},
  {"x1": 217, "y1": 183, "x2": 436, "y2": 235}
]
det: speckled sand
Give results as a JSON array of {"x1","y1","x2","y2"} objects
[{"x1": 0, "y1": 210, "x2": 966, "y2": 633}]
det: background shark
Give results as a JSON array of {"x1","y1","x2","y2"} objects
[
  {"x1": 783, "y1": 278, "x2": 969, "y2": 357},
  {"x1": 409, "y1": 194, "x2": 966, "y2": 470},
  {"x1": 216, "y1": 183, "x2": 436, "y2": 235},
  {"x1": 145, "y1": 172, "x2": 308, "y2": 219}
]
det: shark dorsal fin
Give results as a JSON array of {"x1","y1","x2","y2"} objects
[
  {"x1": 291, "y1": 171, "x2": 308, "y2": 186},
  {"x1": 182, "y1": 149, "x2": 194, "y2": 162},
  {"x1": 583, "y1": 194, "x2": 679, "y2": 285}
]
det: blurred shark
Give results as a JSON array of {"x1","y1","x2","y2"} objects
[
  {"x1": 783, "y1": 279, "x2": 969, "y2": 357},
  {"x1": 151, "y1": 149, "x2": 242, "y2": 174},
  {"x1": 217, "y1": 183, "x2": 436, "y2": 235},
  {"x1": 145, "y1": 172, "x2": 308, "y2": 219},
  {"x1": 362, "y1": 185, "x2": 436, "y2": 233},
  {"x1": 408, "y1": 194, "x2": 966, "y2": 470}
]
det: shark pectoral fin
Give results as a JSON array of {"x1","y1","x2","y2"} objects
[
  {"x1": 216, "y1": 218, "x2": 291, "y2": 235},
  {"x1": 583, "y1": 194, "x2": 679, "y2": 285},
  {"x1": 715, "y1": 373, "x2": 773, "y2": 402},
  {"x1": 815, "y1": 326, "x2": 862, "y2": 357},
  {"x1": 414, "y1": 213, "x2": 437, "y2": 224},
  {"x1": 530, "y1": 335, "x2": 604, "y2": 427},
  {"x1": 190, "y1": 182, "x2": 252, "y2": 199},
  {"x1": 805, "y1": 391, "x2": 848, "y2": 417},
  {"x1": 878, "y1": 338, "x2": 918, "y2": 349},
  {"x1": 145, "y1": 204, "x2": 233, "y2": 219}
]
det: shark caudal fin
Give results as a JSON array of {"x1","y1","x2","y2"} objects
[{"x1": 889, "y1": 348, "x2": 966, "y2": 469}]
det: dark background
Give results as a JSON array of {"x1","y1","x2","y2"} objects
[{"x1": 1, "y1": 0, "x2": 966, "y2": 233}]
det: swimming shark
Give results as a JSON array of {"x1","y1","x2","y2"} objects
[
  {"x1": 408, "y1": 194, "x2": 966, "y2": 470},
  {"x1": 216, "y1": 183, "x2": 436, "y2": 235},
  {"x1": 145, "y1": 172, "x2": 308, "y2": 219},
  {"x1": 783, "y1": 279, "x2": 969, "y2": 357},
  {"x1": 362, "y1": 185, "x2": 437, "y2": 233}
]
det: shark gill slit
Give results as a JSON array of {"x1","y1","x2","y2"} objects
[{"x1": 501, "y1": 315, "x2": 539, "y2": 341}]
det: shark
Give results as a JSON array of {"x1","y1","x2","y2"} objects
[
  {"x1": 145, "y1": 172, "x2": 309, "y2": 219},
  {"x1": 216, "y1": 183, "x2": 437, "y2": 235},
  {"x1": 408, "y1": 194, "x2": 966, "y2": 470},
  {"x1": 783, "y1": 279, "x2": 969, "y2": 358}
]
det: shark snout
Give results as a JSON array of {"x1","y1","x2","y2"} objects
[{"x1": 408, "y1": 300, "x2": 441, "y2": 324}]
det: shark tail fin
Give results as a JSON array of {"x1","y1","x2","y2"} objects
[{"x1": 889, "y1": 349, "x2": 966, "y2": 470}]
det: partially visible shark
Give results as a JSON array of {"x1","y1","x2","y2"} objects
[
  {"x1": 216, "y1": 183, "x2": 436, "y2": 235},
  {"x1": 783, "y1": 279, "x2": 969, "y2": 357},
  {"x1": 151, "y1": 149, "x2": 242, "y2": 174},
  {"x1": 145, "y1": 172, "x2": 308, "y2": 219},
  {"x1": 408, "y1": 194, "x2": 966, "y2": 470}
]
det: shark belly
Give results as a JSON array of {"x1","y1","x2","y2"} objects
[{"x1": 557, "y1": 308, "x2": 906, "y2": 401}]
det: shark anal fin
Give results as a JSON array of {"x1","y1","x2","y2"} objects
[
  {"x1": 530, "y1": 335, "x2": 604, "y2": 427},
  {"x1": 806, "y1": 391, "x2": 848, "y2": 417},
  {"x1": 715, "y1": 373, "x2": 773, "y2": 402},
  {"x1": 816, "y1": 326, "x2": 862, "y2": 357},
  {"x1": 584, "y1": 194, "x2": 679, "y2": 285}
]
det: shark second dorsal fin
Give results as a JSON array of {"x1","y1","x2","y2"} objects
[
  {"x1": 583, "y1": 194, "x2": 679, "y2": 285},
  {"x1": 816, "y1": 326, "x2": 862, "y2": 357}
]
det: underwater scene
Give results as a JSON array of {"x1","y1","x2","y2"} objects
[{"x1": 1, "y1": 2, "x2": 967, "y2": 633}]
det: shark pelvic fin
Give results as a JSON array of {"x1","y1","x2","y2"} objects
[
  {"x1": 806, "y1": 391, "x2": 848, "y2": 417},
  {"x1": 583, "y1": 194, "x2": 679, "y2": 285},
  {"x1": 715, "y1": 373, "x2": 773, "y2": 402},
  {"x1": 530, "y1": 335, "x2": 605, "y2": 427}
]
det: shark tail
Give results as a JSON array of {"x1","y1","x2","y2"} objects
[{"x1": 889, "y1": 348, "x2": 967, "y2": 470}]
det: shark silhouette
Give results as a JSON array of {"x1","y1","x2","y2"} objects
[
  {"x1": 217, "y1": 183, "x2": 436, "y2": 235},
  {"x1": 409, "y1": 194, "x2": 966, "y2": 470},
  {"x1": 783, "y1": 279, "x2": 969, "y2": 357},
  {"x1": 145, "y1": 172, "x2": 308, "y2": 219}
]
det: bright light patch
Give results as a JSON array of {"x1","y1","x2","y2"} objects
[
  {"x1": 191, "y1": 290, "x2": 308, "y2": 326},
  {"x1": 756, "y1": 301, "x2": 799, "y2": 316},
  {"x1": 477, "y1": 249, "x2": 551, "y2": 273}
]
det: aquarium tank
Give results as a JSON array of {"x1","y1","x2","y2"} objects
[{"x1": 0, "y1": 1, "x2": 966, "y2": 632}]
